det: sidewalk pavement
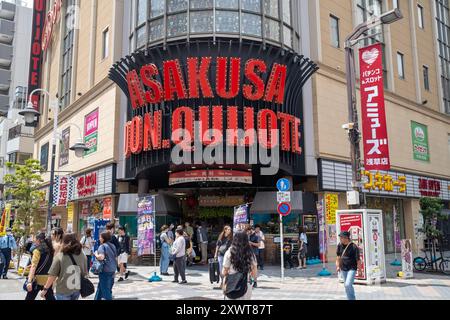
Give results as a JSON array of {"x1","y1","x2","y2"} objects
[{"x1": 1, "y1": 254, "x2": 449, "y2": 300}]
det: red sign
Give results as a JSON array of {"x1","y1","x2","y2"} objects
[
  {"x1": 418, "y1": 178, "x2": 441, "y2": 197},
  {"x1": 359, "y1": 43, "x2": 390, "y2": 171},
  {"x1": 277, "y1": 202, "x2": 291, "y2": 217},
  {"x1": 28, "y1": 0, "x2": 47, "y2": 112},
  {"x1": 57, "y1": 176, "x2": 69, "y2": 206},
  {"x1": 103, "y1": 197, "x2": 112, "y2": 220},
  {"x1": 42, "y1": 0, "x2": 62, "y2": 52},
  {"x1": 169, "y1": 170, "x2": 252, "y2": 185},
  {"x1": 339, "y1": 213, "x2": 366, "y2": 280},
  {"x1": 76, "y1": 172, "x2": 97, "y2": 198}
]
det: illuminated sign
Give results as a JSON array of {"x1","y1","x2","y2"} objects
[
  {"x1": 362, "y1": 171, "x2": 407, "y2": 193},
  {"x1": 42, "y1": 0, "x2": 62, "y2": 52}
]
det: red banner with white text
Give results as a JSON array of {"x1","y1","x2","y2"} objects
[{"x1": 359, "y1": 43, "x2": 390, "y2": 171}]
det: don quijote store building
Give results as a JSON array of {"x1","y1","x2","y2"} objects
[
  {"x1": 31, "y1": 0, "x2": 125, "y2": 234},
  {"x1": 110, "y1": 0, "x2": 323, "y2": 265}
]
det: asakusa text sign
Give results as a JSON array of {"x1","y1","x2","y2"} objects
[{"x1": 359, "y1": 43, "x2": 391, "y2": 171}]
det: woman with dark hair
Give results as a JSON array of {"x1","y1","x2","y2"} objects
[
  {"x1": 94, "y1": 231, "x2": 117, "y2": 300},
  {"x1": 51, "y1": 227, "x2": 64, "y2": 255},
  {"x1": 25, "y1": 233, "x2": 55, "y2": 300},
  {"x1": 81, "y1": 228, "x2": 95, "y2": 273},
  {"x1": 222, "y1": 231, "x2": 258, "y2": 300},
  {"x1": 297, "y1": 226, "x2": 308, "y2": 270},
  {"x1": 41, "y1": 234, "x2": 88, "y2": 300},
  {"x1": 214, "y1": 225, "x2": 232, "y2": 285}
]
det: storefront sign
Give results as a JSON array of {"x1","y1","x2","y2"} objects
[
  {"x1": 84, "y1": 109, "x2": 99, "y2": 156},
  {"x1": 359, "y1": 43, "x2": 390, "y2": 171},
  {"x1": 59, "y1": 127, "x2": 70, "y2": 167},
  {"x1": 28, "y1": 0, "x2": 47, "y2": 113},
  {"x1": 169, "y1": 170, "x2": 252, "y2": 185},
  {"x1": 320, "y1": 159, "x2": 450, "y2": 200},
  {"x1": 411, "y1": 121, "x2": 430, "y2": 162},
  {"x1": 401, "y1": 239, "x2": 414, "y2": 279},
  {"x1": 42, "y1": 0, "x2": 62, "y2": 52},
  {"x1": 67, "y1": 202, "x2": 74, "y2": 233},
  {"x1": 325, "y1": 193, "x2": 338, "y2": 225},
  {"x1": 137, "y1": 196, "x2": 155, "y2": 256},
  {"x1": 338, "y1": 213, "x2": 366, "y2": 280},
  {"x1": 368, "y1": 214, "x2": 384, "y2": 281},
  {"x1": 71, "y1": 165, "x2": 114, "y2": 201},
  {"x1": 103, "y1": 197, "x2": 112, "y2": 220},
  {"x1": 198, "y1": 196, "x2": 243, "y2": 207},
  {"x1": 233, "y1": 204, "x2": 249, "y2": 233},
  {"x1": 53, "y1": 176, "x2": 74, "y2": 207}
]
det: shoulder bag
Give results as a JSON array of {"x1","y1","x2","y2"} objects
[
  {"x1": 224, "y1": 272, "x2": 248, "y2": 300},
  {"x1": 338, "y1": 242, "x2": 354, "y2": 270},
  {"x1": 68, "y1": 254, "x2": 95, "y2": 298}
]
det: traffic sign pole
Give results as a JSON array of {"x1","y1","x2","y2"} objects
[
  {"x1": 280, "y1": 214, "x2": 284, "y2": 282},
  {"x1": 277, "y1": 179, "x2": 291, "y2": 284}
]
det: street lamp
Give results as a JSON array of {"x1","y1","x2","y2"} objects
[
  {"x1": 344, "y1": 8, "x2": 402, "y2": 208},
  {"x1": 19, "y1": 89, "x2": 89, "y2": 235}
]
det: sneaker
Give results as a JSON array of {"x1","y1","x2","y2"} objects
[
  {"x1": 172, "y1": 280, "x2": 179, "y2": 283},
  {"x1": 161, "y1": 273, "x2": 170, "y2": 276},
  {"x1": 253, "y1": 282, "x2": 257, "y2": 288},
  {"x1": 118, "y1": 277, "x2": 124, "y2": 282},
  {"x1": 2, "y1": 276, "x2": 7, "y2": 280},
  {"x1": 179, "y1": 280, "x2": 187, "y2": 284},
  {"x1": 125, "y1": 271, "x2": 130, "y2": 279}
]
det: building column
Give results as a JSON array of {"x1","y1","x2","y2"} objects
[
  {"x1": 404, "y1": 199, "x2": 423, "y2": 255},
  {"x1": 138, "y1": 179, "x2": 149, "y2": 196}
]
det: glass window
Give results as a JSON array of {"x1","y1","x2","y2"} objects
[
  {"x1": 190, "y1": 0, "x2": 213, "y2": 9},
  {"x1": 150, "y1": 0, "x2": 164, "y2": 18},
  {"x1": 137, "y1": 0, "x2": 147, "y2": 24},
  {"x1": 242, "y1": 13, "x2": 262, "y2": 36},
  {"x1": 215, "y1": 10, "x2": 239, "y2": 33},
  {"x1": 393, "y1": 0, "x2": 399, "y2": 9},
  {"x1": 136, "y1": 25, "x2": 146, "y2": 47},
  {"x1": 242, "y1": 0, "x2": 261, "y2": 13},
  {"x1": 102, "y1": 27, "x2": 109, "y2": 59},
  {"x1": 418, "y1": 4, "x2": 424, "y2": 29},
  {"x1": 190, "y1": 11, "x2": 213, "y2": 33},
  {"x1": 216, "y1": 0, "x2": 239, "y2": 9},
  {"x1": 283, "y1": 25, "x2": 292, "y2": 47},
  {"x1": 167, "y1": 13, "x2": 188, "y2": 37},
  {"x1": 149, "y1": 18, "x2": 164, "y2": 41},
  {"x1": 264, "y1": 0, "x2": 279, "y2": 18},
  {"x1": 282, "y1": 0, "x2": 291, "y2": 24},
  {"x1": 168, "y1": 0, "x2": 188, "y2": 13},
  {"x1": 330, "y1": 15, "x2": 340, "y2": 48},
  {"x1": 264, "y1": 18, "x2": 280, "y2": 41},
  {"x1": 423, "y1": 65, "x2": 430, "y2": 91},
  {"x1": 397, "y1": 52, "x2": 405, "y2": 79}
]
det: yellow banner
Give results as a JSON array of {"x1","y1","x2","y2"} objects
[
  {"x1": 67, "y1": 202, "x2": 74, "y2": 233},
  {"x1": 325, "y1": 194, "x2": 338, "y2": 225},
  {"x1": 0, "y1": 204, "x2": 12, "y2": 236}
]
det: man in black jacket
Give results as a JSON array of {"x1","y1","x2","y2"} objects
[{"x1": 117, "y1": 226, "x2": 131, "y2": 282}]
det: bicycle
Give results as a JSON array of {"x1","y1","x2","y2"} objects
[{"x1": 413, "y1": 249, "x2": 450, "y2": 275}]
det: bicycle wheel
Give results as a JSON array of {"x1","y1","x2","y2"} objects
[
  {"x1": 413, "y1": 257, "x2": 427, "y2": 272},
  {"x1": 439, "y1": 259, "x2": 450, "y2": 275}
]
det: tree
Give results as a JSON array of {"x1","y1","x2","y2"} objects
[
  {"x1": 419, "y1": 197, "x2": 446, "y2": 239},
  {"x1": 4, "y1": 159, "x2": 45, "y2": 243}
]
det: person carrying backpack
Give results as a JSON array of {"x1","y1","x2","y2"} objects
[{"x1": 222, "y1": 230, "x2": 257, "y2": 300}]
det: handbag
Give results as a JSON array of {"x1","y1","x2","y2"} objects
[
  {"x1": 224, "y1": 272, "x2": 248, "y2": 299},
  {"x1": 90, "y1": 243, "x2": 111, "y2": 275},
  {"x1": 68, "y1": 254, "x2": 95, "y2": 298}
]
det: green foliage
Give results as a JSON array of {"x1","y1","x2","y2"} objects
[
  {"x1": 198, "y1": 207, "x2": 234, "y2": 219},
  {"x1": 419, "y1": 197, "x2": 446, "y2": 239},
  {"x1": 4, "y1": 159, "x2": 45, "y2": 239}
]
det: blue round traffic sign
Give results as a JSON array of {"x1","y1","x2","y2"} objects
[
  {"x1": 277, "y1": 202, "x2": 291, "y2": 217},
  {"x1": 277, "y1": 178, "x2": 290, "y2": 192}
]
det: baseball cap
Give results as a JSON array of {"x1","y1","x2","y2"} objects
[{"x1": 339, "y1": 231, "x2": 350, "y2": 238}]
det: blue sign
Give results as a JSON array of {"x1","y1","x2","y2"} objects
[
  {"x1": 277, "y1": 202, "x2": 292, "y2": 217},
  {"x1": 277, "y1": 178, "x2": 290, "y2": 192}
]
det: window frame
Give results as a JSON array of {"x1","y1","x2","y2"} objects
[
  {"x1": 423, "y1": 65, "x2": 430, "y2": 91},
  {"x1": 397, "y1": 51, "x2": 405, "y2": 79},
  {"x1": 417, "y1": 4, "x2": 424, "y2": 29},
  {"x1": 102, "y1": 27, "x2": 110, "y2": 60},
  {"x1": 329, "y1": 14, "x2": 340, "y2": 48}
]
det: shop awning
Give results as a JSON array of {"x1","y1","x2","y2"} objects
[
  {"x1": 250, "y1": 191, "x2": 304, "y2": 215},
  {"x1": 117, "y1": 193, "x2": 180, "y2": 215}
]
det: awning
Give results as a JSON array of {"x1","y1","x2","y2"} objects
[
  {"x1": 250, "y1": 191, "x2": 304, "y2": 215},
  {"x1": 117, "y1": 193, "x2": 181, "y2": 215}
]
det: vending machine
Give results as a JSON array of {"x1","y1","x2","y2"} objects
[{"x1": 336, "y1": 209, "x2": 386, "y2": 285}]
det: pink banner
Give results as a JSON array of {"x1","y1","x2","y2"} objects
[
  {"x1": 359, "y1": 43, "x2": 390, "y2": 171},
  {"x1": 84, "y1": 109, "x2": 99, "y2": 136}
]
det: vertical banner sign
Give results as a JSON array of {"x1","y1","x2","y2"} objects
[
  {"x1": 84, "y1": 109, "x2": 99, "y2": 156},
  {"x1": 411, "y1": 121, "x2": 430, "y2": 162},
  {"x1": 339, "y1": 213, "x2": 366, "y2": 280},
  {"x1": 233, "y1": 204, "x2": 249, "y2": 234},
  {"x1": 103, "y1": 197, "x2": 112, "y2": 220},
  {"x1": 317, "y1": 200, "x2": 327, "y2": 260},
  {"x1": 401, "y1": 239, "x2": 414, "y2": 278},
  {"x1": 67, "y1": 202, "x2": 74, "y2": 233},
  {"x1": 53, "y1": 176, "x2": 74, "y2": 207},
  {"x1": 359, "y1": 43, "x2": 391, "y2": 171},
  {"x1": 393, "y1": 206, "x2": 401, "y2": 250},
  {"x1": 325, "y1": 194, "x2": 338, "y2": 245},
  {"x1": 28, "y1": 0, "x2": 47, "y2": 112},
  {"x1": 0, "y1": 204, "x2": 11, "y2": 236},
  {"x1": 59, "y1": 127, "x2": 70, "y2": 166},
  {"x1": 137, "y1": 196, "x2": 155, "y2": 256}
]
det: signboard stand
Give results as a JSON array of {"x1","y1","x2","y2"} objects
[
  {"x1": 318, "y1": 200, "x2": 331, "y2": 277},
  {"x1": 336, "y1": 209, "x2": 387, "y2": 285}
]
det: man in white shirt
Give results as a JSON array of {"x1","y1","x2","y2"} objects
[
  {"x1": 254, "y1": 225, "x2": 265, "y2": 270},
  {"x1": 171, "y1": 229, "x2": 187, "y2": 284}
]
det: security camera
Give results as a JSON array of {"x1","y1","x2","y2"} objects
[{"x1": 342, "y1": 123, "x2": 355, "y2": 130}]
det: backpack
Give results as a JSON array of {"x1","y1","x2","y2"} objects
[{"x1": 224, "y1": 272, "x2": 248, "y2": 299}]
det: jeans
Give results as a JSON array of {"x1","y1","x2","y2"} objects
[
  {"x1": 86, "y1": 255, "x2": 92, "y2": 272},
  {"x1": 160, "y1": 242, "x2": 170, "y2": 274},
  {"x1": 341, "y1": 270, "x2": 357, "y2": 300},
  {"x1": 173, "y1": 256, "x2": 186, "y2": 282},
  {"x1": 218, "y1": 255, "x2": 224, "y2": 277},
  {"x1": 95, "y1": 272, "x2": 115, "y2": 300},
  {"x1": 1, "y1": 248, "x2": 11, "y2": 277},
  {"x1": 257, "y1": 249, "x2": 264, "y2": 269},
  {"x1": 56, "y1": 292, "x2": 80, "y2": 300},
  {"x1": 200, "y1": 243, "x2": 208, "y2": 263},
  {"x1": 25, "y1": 285, "x2": 55, "y2": 300}
]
